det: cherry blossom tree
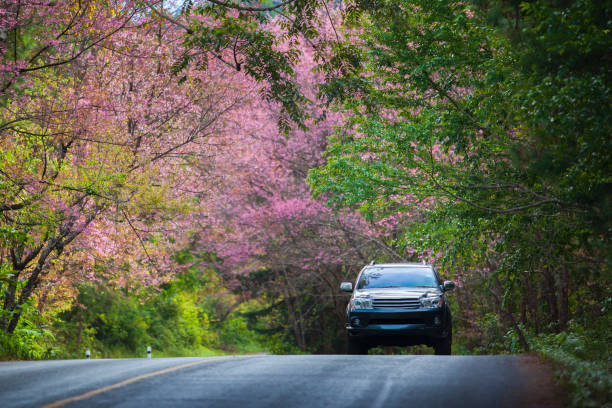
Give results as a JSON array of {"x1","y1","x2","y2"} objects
[
  {"x1": 0, "y1": 3, "x2": 245, "y2": 332},
  {"x1": 192, "y1": 34, "x2": 406, "y2": 351}
]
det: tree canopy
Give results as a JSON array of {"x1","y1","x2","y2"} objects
[{"x1": 0, "y1": 1, "x2": 610, "y2": 404}]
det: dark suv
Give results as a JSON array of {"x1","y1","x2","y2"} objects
[{"x1": 340, "y1": 263, "x2": 455, "y2": 355}]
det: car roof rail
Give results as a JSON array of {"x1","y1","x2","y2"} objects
[{"x1": 369, "y1": 260, "x2": 375, "y2": 265}]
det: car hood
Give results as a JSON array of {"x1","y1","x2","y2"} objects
[{"x1": 354, "y1": 287, "x2": 441, "y2": 298}]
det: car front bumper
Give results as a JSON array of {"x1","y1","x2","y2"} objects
[{"x1": 346, "y1": 308, "x2": 447, "y2": 340}]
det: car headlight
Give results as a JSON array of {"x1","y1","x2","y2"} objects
[
  {"x1": 350, "y1": 296, "x2": 373, "y2": 310},
  {"x1": 420, "y1": 294, "x2": 443, "y2": 308}
]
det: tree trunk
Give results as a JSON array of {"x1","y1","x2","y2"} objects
[
  {"x1": 4, "y1": 207, "x2": 101, "y2": 333},
  {"x1": 526, "y1": 269, "x2": 540, "y2": 334},
  {"x1": 1, "y1": 277, "x2": 19, "y2": 331},
  {"x1": 76, "y1": 321, "x2": 83, "y2": 353},
  {"x1": 557, "y1": 264, "x2": 570, "y2": 331},
  {"x1": 542, "y1": 267, "x2": 559, "y2": 331},
  {"x1": 279, "y1": 270, "x2": 306, "y2": 351},
  {"x1": 489, "y1": 278, "x2": 529, "y2": 351}
]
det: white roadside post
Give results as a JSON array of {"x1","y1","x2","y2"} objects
[
  {"x1": 147, "y1": 346, "x2": 152, "y2": 359},
  {"x1": 86, "y1": 349, "x2": 90, "y2": 360}
]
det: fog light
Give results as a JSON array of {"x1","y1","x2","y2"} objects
[
  {"x1": 351, "y1": 317, "x2": 361, "y2": 327},
  {"x1": 434, "y1": 316, "x2": 441, "y2": 326}
]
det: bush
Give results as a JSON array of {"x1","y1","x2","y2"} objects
[
  {"x1": 530, "y1": 316, "x2": 611, "y2": 408},
  {"x1": 0, "y1": 300, "x2": 56, "y2": 360}
]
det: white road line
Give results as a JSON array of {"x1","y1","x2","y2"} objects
[{"x1": 371, "y1": 378, "x2": 393, "y2": 408}]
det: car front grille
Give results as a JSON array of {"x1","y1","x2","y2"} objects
[
  {"x1": 368, "y1": 318, "x2": 424, "y2": 325},
  {"x1": 372, "y1": 297, "x2": 421, "y2": 309}
]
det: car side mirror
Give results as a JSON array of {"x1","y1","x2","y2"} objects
[
  {"x1": 443, "y1": 280, "x2": 455, "y2": 292},
  {"x1": 340, "y1": 282, "x2": 353, "y2": 293}
]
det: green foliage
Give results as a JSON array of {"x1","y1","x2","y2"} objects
[
  {"x1": 179, "y1": 1, "x2": 324, "y2": 132},
  {"x1": 0, "y1": 299, "x2": 55, "y2": 360},
  {"x1": 530, "y1": 314, "x2": 612, "y2": 408},
  {"x1": 368, "y1": 345, "x2": 432, "y2": 355},
  {"x1": 5, "y1": 252, "x2": 268, "y2": 360},
  {"x1": 305, "y1": 5, "x2": 612, "y2": 405},
  {"x1": 265, "y1": 332, "x2": 303, "y2": 355},
  {"x1": 310, "y1": 0, "x2": 610, "y2": 339},
  {"x1": 88, "y1": 287, "x2": 149, "y2": 351},
  {"x1": 312, "y1": 0, "x2": 611, "y2": 227}
]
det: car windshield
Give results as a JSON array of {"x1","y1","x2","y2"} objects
[{"x1": 356, "y1": 267, "x2": 438, "y2": 289}]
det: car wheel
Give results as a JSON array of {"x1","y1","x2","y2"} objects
[
  {"x1": 434, "y1": 327, "x2": 452, "y2": 355},
  {"x1": 347, "y1": 336, "x2": 368, "y2": 355}
]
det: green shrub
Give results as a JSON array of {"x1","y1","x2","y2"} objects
[
  {"x1": 530, "y1": 317, "x2": 611, "y2": 408},
  {"x1": 0, "y1": 300, "x2": 55, "y2": 360}
]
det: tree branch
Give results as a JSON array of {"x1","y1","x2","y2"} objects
[
  {"x1": 147, "y1": 3, "x2": 193, "y2": 34},
  {"x1": 205, "y1": 0, "x2": 299, "y2": 12}
]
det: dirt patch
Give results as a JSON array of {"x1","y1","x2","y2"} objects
[{"x1": 519, "y1": 354, "x2": 566, "y2": 407}]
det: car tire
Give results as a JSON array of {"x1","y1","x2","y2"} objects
[
  {"x1": 347, "y1": 336, "x2": 368, "y2": 355},
  {"x1": 434, "y1": 327, "x2": 452, "y2": 355}
]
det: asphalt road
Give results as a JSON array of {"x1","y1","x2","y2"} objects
[{"x1": 0, "y1": 354, "x2": 562, "y2": 408}]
